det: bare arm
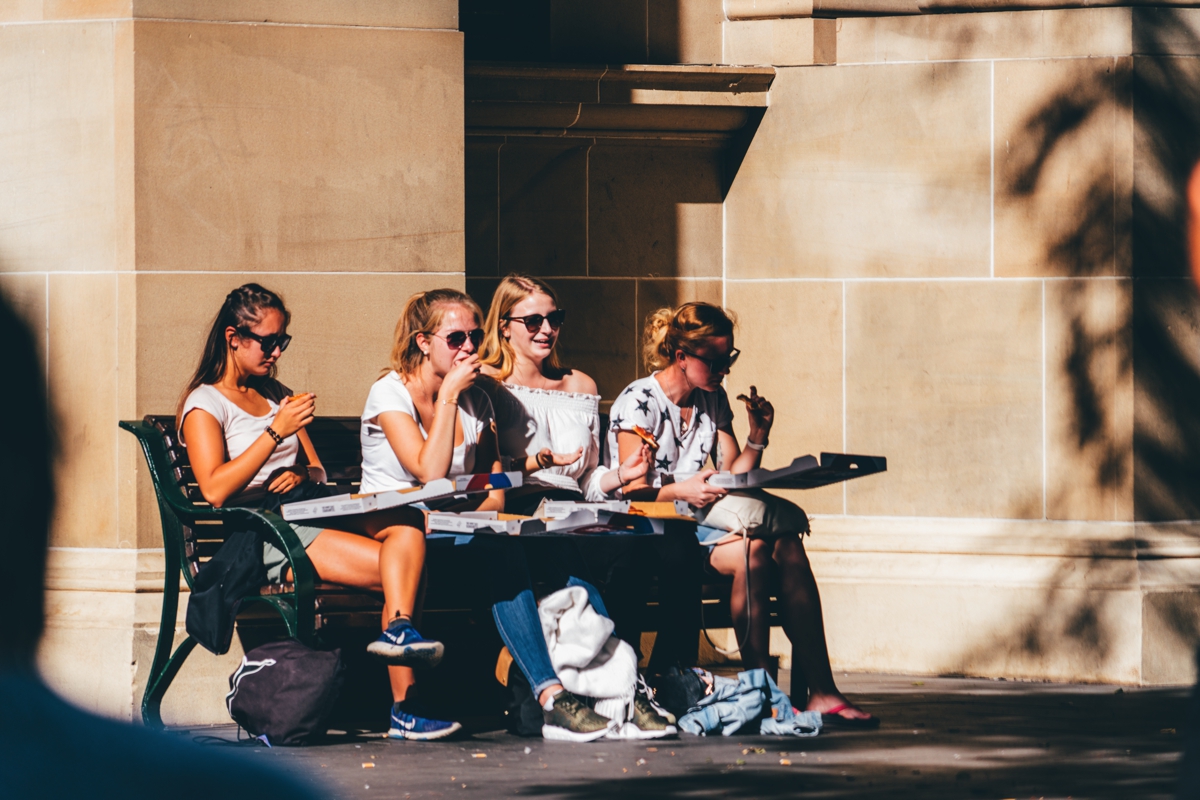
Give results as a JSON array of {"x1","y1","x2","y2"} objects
[
  {"x1": 378, "y1": 405, "x2": 458, "y2": 486},
  {"x1": 717, "y1": 426, "x2": 765, "y2": 475},
  {"x1": 183, "y1": 393, "x2": 315, "y2": 507},
  {"x1": 615, "y1": 430, "x2": 725, "y2": 507}
]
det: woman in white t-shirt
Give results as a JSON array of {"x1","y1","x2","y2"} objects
[
  {"x1": 178, "y1": 284, "x2": 460, "y2": 742},
  {"x1": 609, "y1": 302, "x2": 879, "y2": 729},
  {"x1": 359, "y1": 289, "x2": 505, "y2": 505}
]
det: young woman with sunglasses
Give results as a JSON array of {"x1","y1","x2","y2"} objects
[
  {"x1": 460, "y1": 276, "x2": 675, "y2": 741},
  {"x1": 478, "y1": 274, "x2": 652, "y2": 513},
  {"x1": 609, "y1": 302, "x2": 879, "y2": 729},
  {"x1": 178, "y1": 284, "x2": 459, "y2": 742}
]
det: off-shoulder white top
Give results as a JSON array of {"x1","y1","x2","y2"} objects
[{"x1": 488, "y1": 381, "x2": 615, "y2": 501}]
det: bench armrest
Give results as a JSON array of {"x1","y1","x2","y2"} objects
[{"x1": 218, "y1": 506, "x2": 318, "y2": 597}]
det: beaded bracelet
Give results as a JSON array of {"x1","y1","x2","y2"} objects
[{"x1": 264, "y1": 427, "x2": 284, "y2": 446}]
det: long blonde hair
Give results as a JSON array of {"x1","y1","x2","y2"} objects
[
  {"x1": 643, "y1": 301, "x2": 737, "y2": 372},
  {"x1": 390, "y1": 288, "x2": 483, "y2": 378},
  {"x1": 480, "y1": 274, "x2": 564, "y2": 380}
]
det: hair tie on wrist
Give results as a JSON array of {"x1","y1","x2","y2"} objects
[
  {"x1": 265, "y1": 427, "x2": 284, "y2": 446},
  {"x1": 746, "y1": 440, "x2": 766, "y2": 451},
  {"x1": 617, "y1": 465, "x2": 625, "y2": 485}
]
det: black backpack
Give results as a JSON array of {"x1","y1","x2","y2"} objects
[{"x1": 226, "y1": 640, "x2": 345, "y2": 746}]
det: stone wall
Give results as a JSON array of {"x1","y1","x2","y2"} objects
[
  {"x1": 0, "y1": 2, "x2": 465, "y2": 722},
  {"x1": 720, "y1": 7, "x2": 1200, "y2": 684}
]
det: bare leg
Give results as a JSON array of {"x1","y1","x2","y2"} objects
[
  {"x1": 288, "y1": 506, "x2": 428, "y2": 704},
  {"x1": 709, "y1": 534, "x2": 872, "y2": 720},
  {"x1": 708, "y1": 538, "x2": 775, "y2": 670},
  {"x1": 771, "y1": 535, "x2": 872, "y2": 720}
]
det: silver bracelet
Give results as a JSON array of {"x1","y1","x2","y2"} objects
[{"x1": 745, "y1": 440, "x2": 766, "y2": 451}]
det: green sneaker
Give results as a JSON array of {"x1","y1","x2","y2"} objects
[
  {"x1": 542, "y1": 690, "x2": 614, "y2": 742},
  {"x1": 606, "y1": 680, "x2": 677, "y2": 740}
]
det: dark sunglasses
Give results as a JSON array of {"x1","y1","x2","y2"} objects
[
  {"x1": 432, "y1": 328, "x2": 484, "y2": 350},
  {"x1": 237, "y1": 327, "x2": 292, "y2": 355},
  {"x1": 503, "y1": 309, "x2": 566, "y2": 334},
  {"x1": 681, "y1": 347, "x2": 740, "y2": 373}
]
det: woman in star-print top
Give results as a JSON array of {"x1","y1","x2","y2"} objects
[{"x1": 608, "y1": 301, "x2": 878, "y2": 729}]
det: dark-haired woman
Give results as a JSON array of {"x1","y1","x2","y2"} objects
[
  {"x1": 608, "y1": 301, "x2": 879, "y2": 728},
  {"x1": 179, "y1": 284, "x2": 460, "y2": 741}
]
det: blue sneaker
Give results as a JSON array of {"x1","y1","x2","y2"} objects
[
  {"x1": 366, "y1": 618, "x2": 445, "y2": 666},
  {"x1": 388, "y1": 705, "x2": 462, "y2": 741}
]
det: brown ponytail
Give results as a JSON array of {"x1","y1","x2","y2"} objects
[{"x1": 642, "y1": 302, "x2": 737, "y2": 372}]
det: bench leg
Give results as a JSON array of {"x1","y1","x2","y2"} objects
[{"x1": 141, "y1": 635, "x2": 198, "y2": 728}]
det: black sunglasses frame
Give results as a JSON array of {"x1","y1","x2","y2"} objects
[
  {"x1": 680, "y1": 347, "x2": 740, "y2": 373},
  {"x1": 237, "y1": 327, "x2": 292, "y2": 355},
  {"x1": 432, "y1": 328, "x2": 485, "y2": 350},
  {"x1": 503, "y1": 309, "x2": 567, "y2": 334}
]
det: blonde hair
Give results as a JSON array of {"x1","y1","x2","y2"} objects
[
  {"x1": 480, "y1": 274, "x2": 564, "y2": 380},
  {"x1": 390, "y1": 288, "x2": 483, "y2": 377},
  {"x1": 642, "y1": 301, "x2": 737, "y2": 372}
]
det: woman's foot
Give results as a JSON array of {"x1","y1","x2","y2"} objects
[
  {"x1": 388, "y1": 704, "x2": 462, "y2": 741},
  {"x1": 807, "y1": 694, "x2": 880, "y2": 729},
  {"x1": 367, "y1": 618, "x2": 445, "y2": 666}
]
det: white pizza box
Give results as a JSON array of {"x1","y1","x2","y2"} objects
[
  {"x1": 428, "y1": 511, "x2": 540, "y2": 536},
  {"x1": 428, "y1": 508, "x2": 666, "y2": 536},
  {"x1": 534, "y1": 499, "x2": 694, "y2": 521},
  {"x1": 536, "y1": 499, "x2": 630, "y2": 520},
  {"x1": 281, "y1": 471, "x2": 523, "y2": 522}
]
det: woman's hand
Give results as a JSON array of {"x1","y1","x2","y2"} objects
[
  {"x1": 617, "y1": 443, "x2": 652, "y2": 484},
  {"x1": 265, "y1": 465, "x2": 308, "y2": 494},
  {"x1": 535, "y1": 447, "x2": 584, "y2": 469},
  {"x1": 672, "y1": 469, "x2": 727, "y2": 508},
  {"x1": 271, "y1": 392, "x2": 316, "y2": 438},
  {"x1": 440, "y1": 353, "x2": 482, "y2": 402},
  {"x1": 737, "y1": 385, "x2": 774, "y2": 441}
]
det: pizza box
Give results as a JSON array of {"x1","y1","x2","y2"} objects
[
  {"x1": 281, "y1": 471, "x2": 523, "y2": 522},
  {"x1": 673, "y1": 453, "x2": 886, "y2": 491}
]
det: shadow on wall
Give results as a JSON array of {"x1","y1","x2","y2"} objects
[{"x1": 957, "y1": 10, "x2": 1200, "y2": 676}]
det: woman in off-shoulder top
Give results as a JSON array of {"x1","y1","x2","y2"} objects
[{"x1": 466, "y1": 275, "x2": 674, "y2": 742}]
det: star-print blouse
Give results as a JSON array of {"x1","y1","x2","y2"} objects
[{"x1": 605, "y1": 372, "x2": 733, "y2": 488}]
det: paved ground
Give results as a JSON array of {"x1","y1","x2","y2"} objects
[{"x1": 182, "y1": 673, "x2": 1190, "y2": 799}]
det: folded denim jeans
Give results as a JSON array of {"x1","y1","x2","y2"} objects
[{"x1": 677, "y1": 668, "x2": 821, "y2": 738}]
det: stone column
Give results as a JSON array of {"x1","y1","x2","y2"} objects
[{"x1": 1, "y1": 1, "x2": 464, "y2": 722}]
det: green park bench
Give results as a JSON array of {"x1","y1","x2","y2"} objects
[{"x1": 120, "y1": 414, "x2": 761, "y2": 728}]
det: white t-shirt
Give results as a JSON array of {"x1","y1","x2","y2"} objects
[
  {"x1": 605, "y1": 373, "x2": 733, "y2": 488},
  {"x1": 359, "y1": 371, "x2": 494, "y2": 494},
  {"x1": 488, "y1": 380, "x2": 614, "y2": 501},
  {"x1": 180, "y1": 384, "x2": 299, "y2": 490}
]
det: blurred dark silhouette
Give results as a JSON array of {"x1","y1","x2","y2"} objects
[{"x1": 0, "y1": 290, "x2": 325, "y2": 800}]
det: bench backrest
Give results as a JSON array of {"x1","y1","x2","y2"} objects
[{"x1": 134, "y1": 415, "x2": 364, "y2": 583}]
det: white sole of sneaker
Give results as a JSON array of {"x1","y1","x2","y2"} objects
[
  {"x1": 366, "y1": 640, "x2": 444, "y2": 667},
  {"x1": 604, "y1": 722, "x2": 676, "y2": 740},
  {"x1": 541, "y1": 723, "x2": 614, "y2": 743},
  {"x1": 387, "y1": 721, "x2": 462, "y2": 741}
]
